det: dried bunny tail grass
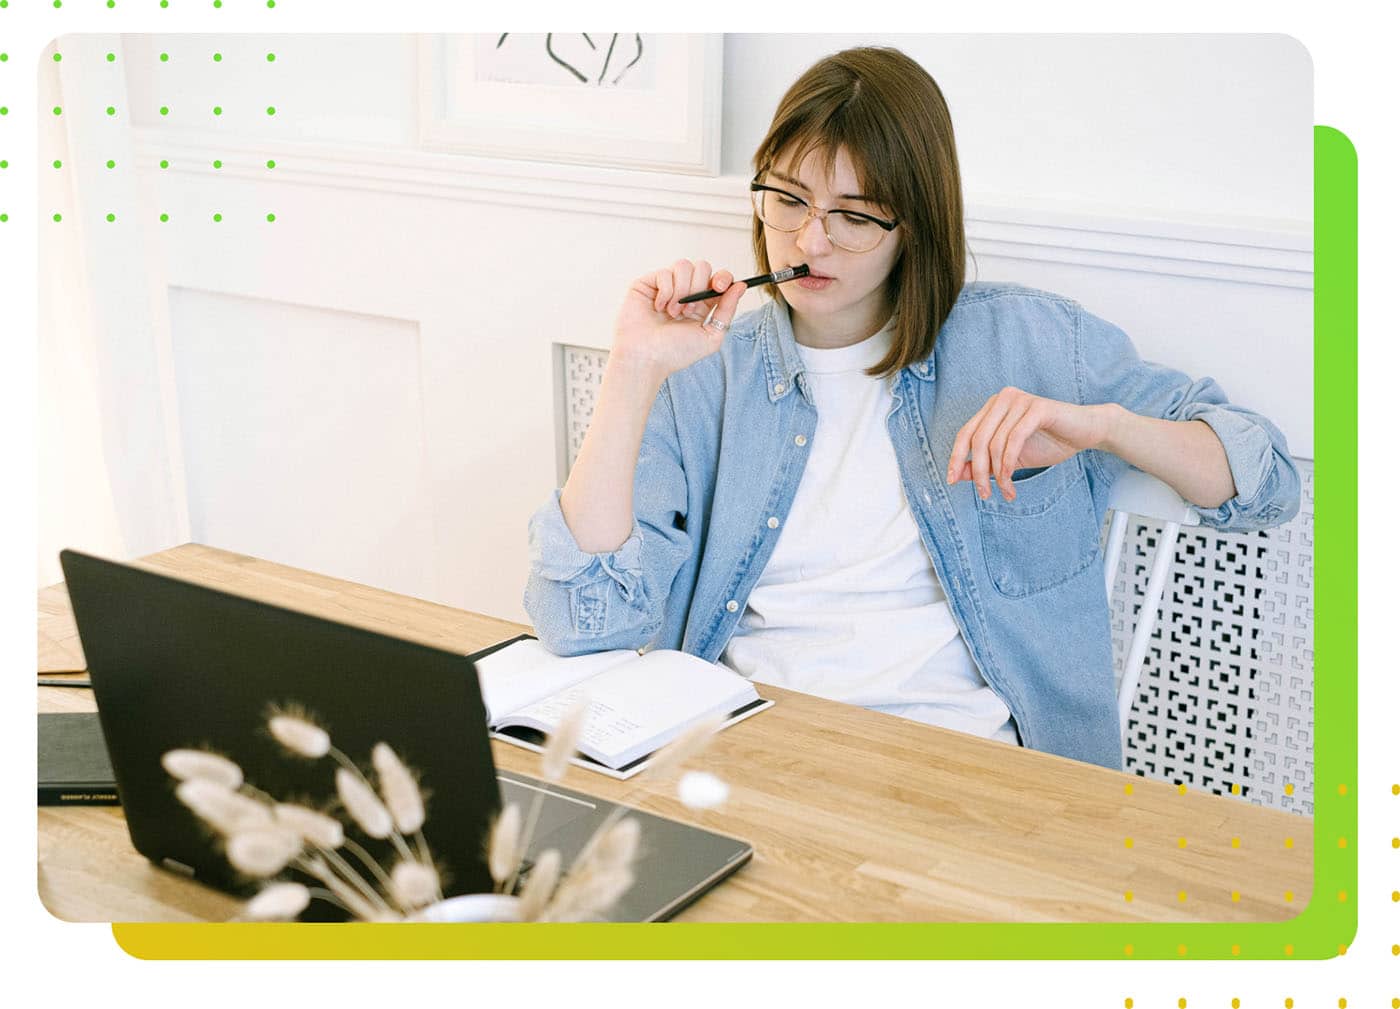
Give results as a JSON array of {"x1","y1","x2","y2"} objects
[
  {"x1": 591, "y1": 816, "x2": 641, "y2": 869},
  {"x1": 540, "y1": 863, "x2": 635, "y2": 923},
  {"x1": 677, "y1": 770, "x2": 730, "y2": 810},
  {"x1": 389, "y1": 859, "x2": 440, "y2": 911},
  {"x1": 273, "y1": 803, "x2": 345, "y2": 849},
  {"x1": 371, "y1": 743, "x2": 424, "y2": 834},
  {"x1": 268, "y1": 714, "x2": 331, "y2": 759},
  {"x1": 517, "y1": 848, "x2": 561, "y2": 921},
  {"x1": 161, "y1": 749, "x2": 244, "y2": 789},
  {"x1": 243, "y1": 882, "x2": 311, "y2": 921},
  {"x1": 226, "y1": 826, "x2": 304, "y2": 878},
  {"x1": 541, "y1": 816, "x2": 640, "y2": 922},
  {"x1": 646, "y1": 713, "x2": 725, "y2": 778},
  {"x1": 335, "y1": 767, "x2": 393, "y2": 839},
  {"x1": 487, "y1": 802, "x2": 523, "y2": 887},
  {"x1": 540, "y1": 696, "x2": 590, "y2": 782},
  {"x1": 176, "y1": 779, "x2": 274, "y2": 835}
]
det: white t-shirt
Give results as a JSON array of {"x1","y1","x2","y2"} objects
[{"x1": 719, "y1": 316, "x2": 1020, "y2": 746}]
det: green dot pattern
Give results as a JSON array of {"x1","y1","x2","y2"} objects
[
  {"x1": 160, "y1": 1, "x2": 168, "y2": 7},
  {"x1": 1, "y1": 161, "x2": 8, "y2": 169},
  {"x1": 0, "y1": 108, "x2": 8, "y2": 117},
  {"x1": 108, "y1": 0, "x2": 115, "y2": 7},
  {"x1": 0, "y1": 214, "x2": 8, "y2": 223},
  {"x1": 0, "y1": 54, "x2": 7, "y2": 62},
  {"x1": 15, "y1": 19, "x2": 286, "y2": 241}
]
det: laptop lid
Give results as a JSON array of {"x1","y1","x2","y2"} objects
[{"x1": 59, "y1": 548, "x2": 502, "y2": 910}]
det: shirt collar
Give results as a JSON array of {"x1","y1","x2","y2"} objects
[{"x1": 759, "y1": 300, "x2": 934, "y2": 403}]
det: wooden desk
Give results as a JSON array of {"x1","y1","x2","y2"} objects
[{"x1": 38, "y1": 544, "x2": 1312, "y2": 923}]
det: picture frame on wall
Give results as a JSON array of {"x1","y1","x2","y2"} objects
[{"x1": 417, "y1": 34, "x2": 723, "y2": 175}]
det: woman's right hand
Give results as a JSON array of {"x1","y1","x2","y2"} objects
[{"x1": 611, "y1": 260, "x2": 748, "y2": 384}]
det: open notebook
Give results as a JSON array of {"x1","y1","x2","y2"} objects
[{"x1": 475, "y1": 637, "x2": 772, "y2": 779}]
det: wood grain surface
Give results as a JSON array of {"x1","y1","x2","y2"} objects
[{"x1": 37, "y1": 543, "x2": 1313, "y2": 923}]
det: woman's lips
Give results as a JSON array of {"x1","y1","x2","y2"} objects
[{"x1": 796, "y1": 275, "x2": 834, "y2": 290}]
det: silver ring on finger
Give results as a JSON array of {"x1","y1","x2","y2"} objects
[{"x1": 702, "y1": 307, "x2": 729, "y2": 332}]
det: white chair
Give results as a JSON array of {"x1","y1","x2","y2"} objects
[{"x1": 1104, "y1": 469, "x2": 1201, "y2": 738}]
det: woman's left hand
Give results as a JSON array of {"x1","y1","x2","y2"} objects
[{"x1": 947, "y1": 387, "x2": 1117, "y2": 501}]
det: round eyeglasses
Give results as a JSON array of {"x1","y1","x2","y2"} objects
[{"x1": 750, "y1": 180, "x2": 898, "y2": 254}]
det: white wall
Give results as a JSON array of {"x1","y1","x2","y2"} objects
[
  {"x1": 722, "y1": 34, "x2": 1313, "y2": 225},
  {"x1": 38, "y1": 33, "x2": 1312, "y2": 627}
]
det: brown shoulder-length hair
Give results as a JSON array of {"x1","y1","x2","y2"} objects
[{"x1": 751, "y1": 46, "x2": 966, "y2": 379}]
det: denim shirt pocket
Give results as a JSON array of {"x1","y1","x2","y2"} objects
[{"x1": 975, "y1": 457, "x2": 1100, "y2": 598}]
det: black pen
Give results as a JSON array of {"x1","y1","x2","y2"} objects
[{"x1": 678, "y1": 264, "x2": 811, "y2": 304}]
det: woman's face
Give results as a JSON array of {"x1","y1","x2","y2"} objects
[{"x1": 761, "y1": 145, "x2": 902, "y2": 329}]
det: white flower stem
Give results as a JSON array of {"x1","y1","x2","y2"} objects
[
  {"x1": 306, "y1": 886, "x2": 350, "y2": 914},
  {"x1": 504, "y1": 790, "x2": 544, "y2": 895},
  {"x1": 339, "y1": 836, "x2": 397, "y2": 895},
  {"x1": 314, "y1": 843, "x2": 394, "y2": 916},
  {"x1": 295, "y1": 856, "x2": 382, "y2": 921}
]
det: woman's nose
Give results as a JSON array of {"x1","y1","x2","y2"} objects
[{"x1": 795, "y1": 212, "x2": 832, "y2": 255}]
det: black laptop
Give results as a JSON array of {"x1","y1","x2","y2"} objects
[{"x1": 57, "y1": 549, "x2": 752, "y2": 922}]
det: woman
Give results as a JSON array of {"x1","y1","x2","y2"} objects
[{"x1": 522, "y1": 46, "x2": 1300, "y2": 770}]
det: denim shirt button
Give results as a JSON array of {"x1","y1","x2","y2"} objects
[
  {"x1": 767, "y1": 516, "x2": 779, "y2": 529},
  {"x1": 726, "y1": 600, "x2": 739, "y2": 612},
  {"x1": 794, "y1": 434, "x2": 808, "y2": 447},
  {"x1": 774, "y1": 382, "x2": 785, "y2": 395}
]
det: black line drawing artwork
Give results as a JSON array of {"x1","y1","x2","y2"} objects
[{"x1": 494, "y1": 33, "x2": 645, "y2": 86}]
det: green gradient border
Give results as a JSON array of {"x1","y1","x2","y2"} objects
[{"x1": 110, "y1": 125, "x2": 1356, "y2": 961}]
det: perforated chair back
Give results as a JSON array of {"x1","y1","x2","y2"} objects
[{"x1": 1104, "y1": 470, "x2": 1200, "y2": 739}]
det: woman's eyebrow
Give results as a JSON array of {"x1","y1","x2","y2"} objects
[{"x1": 770, "y1": 169, "x2": 874, "y2": 204}]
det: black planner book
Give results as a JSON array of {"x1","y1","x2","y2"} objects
[{"x1": 38, "y1": 712, "x2": 119, "y2": 805}]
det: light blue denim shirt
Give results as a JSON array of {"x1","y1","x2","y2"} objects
[{"x1": 524, "y1": 282, "x2": 1301, "y2": 769}]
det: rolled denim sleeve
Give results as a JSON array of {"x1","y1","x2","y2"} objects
[
  {"x1": 522, "y1": 379, "x2": 693, "y2": 655},
  {"x1": 1075, "y1": 304, "x2": 1301, "y2": 532}
]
